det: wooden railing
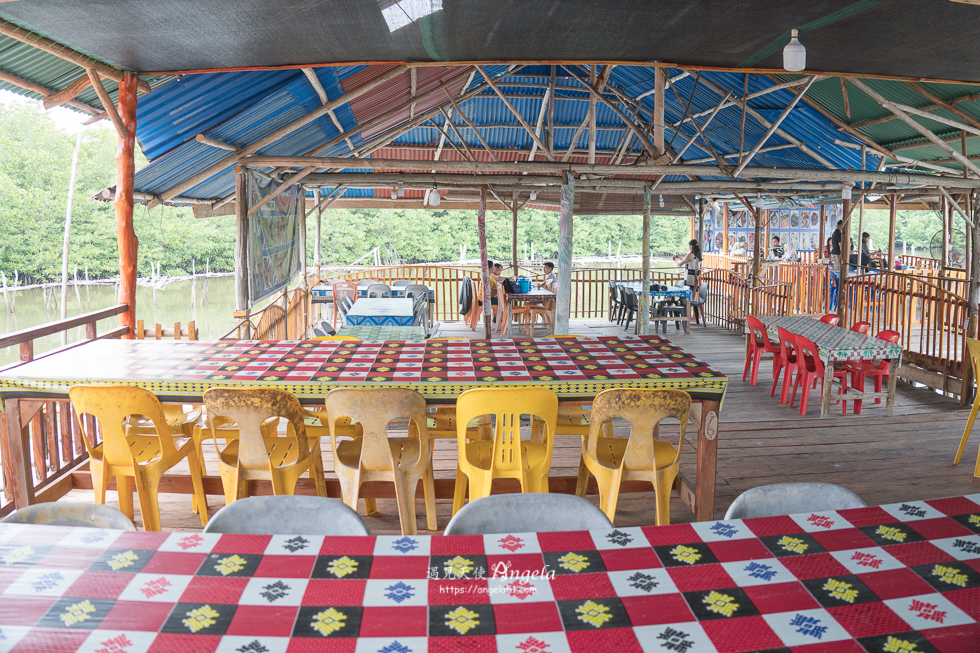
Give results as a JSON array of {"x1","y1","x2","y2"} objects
[
  {"x1": 757, "y1": 263, "x2": 835, "y2": 316},
  {"x1": 0, "y1": 304, "x2": 130, "y2": 513},
  {"x1": 701, "y1": 269, "x2": 792, "y2": 332},
  {"x1": 221, "y1": 283, "x2": 311, "y2": 341}
]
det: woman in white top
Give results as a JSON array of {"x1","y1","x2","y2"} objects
[{"x1": 673, "y1": 239, "x2": 702, "y2": 289}]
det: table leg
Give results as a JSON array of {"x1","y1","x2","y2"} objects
[
  {"x1": 694, "y1": 400, "x2": 720, "y2": 521},
  {"x1": 820, "y1": 358, "x2": 834, "y2": 418},
  {"x1": 885, "y1": 357, "x2": 898, "y2": 416},
  {"x1": 685, "y1": 300, "x2": 692, "y2": 335},
  {"x1": 4, "y1": 398, "x2": 37, "y2": 508}
]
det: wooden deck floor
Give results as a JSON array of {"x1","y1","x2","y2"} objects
[{"x1": 58, "y1": 318, "x2": 980, "y2": 533}]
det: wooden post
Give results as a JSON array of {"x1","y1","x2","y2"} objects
[
  {"x1": 114, "y1": 73, "x2": 138, "y2": 338},
  {"x1": 838, "y1": 198, "x2": 852, "y2": 320},
  {"x1": 763, "y1": 207, "x2": 771, "y2": 258},
  {"x1": 639, "y1": 187, "x2": 651, "y2": 336},
  {"x1": 857, "y1": 147, "x2": 866, "y2": 268},
  {"x1": 298, "y1": 190, "x2": 308, "y2": 337},
  {"x1": 942, "y1": 196, "x2": 950, "y2": 269},
  {"x1": 315, "y1": 194, "x2": 323, "y2": 268},
  {"x1": 511, "y1": 193, "x2": 519, "y2": 275},
  {"x1": 478, "y1": 187, "x2": 492, "y2": 338},
  {"x1": 689, "y1": 215, "x2": 695, "y2": 242},
  {"x1": 60, "y1": 131, "x2": 83, "y2": 345},
  {"x1": 752, "y1": 199, "x2": 763, "y2": 281},
  {"x1": 819, "y1": 205, "x2": 827, "y2": 259},
  {"x1": 555, "y1": 171, "x2": 574, "y2": 335},
  {"x1": 888, "y1": 196, "x2": 897, "y2": 271},
  {"x1": 722, "y1": 203, "x2": 730, "y2": 255},
  {"x1": 654, "y1": 68, "x2": 665, "y2": 156},
  {"x1": 697, "y1": 197, "x2": 706, "y2": 253},
  {"x1": 234, "y1": 169, "x2": 249, "y2": 314}
]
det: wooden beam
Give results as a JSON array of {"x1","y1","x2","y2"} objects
[
  {"x1": 588, "y1": 66, "x2": 598, "y2": 164},
  {"x1": 245, "y1": 167, "x2": 315, "y2": 218},
  {"x1": 150, "y1": 65, "x2": 407, "y2": 208},
  {"x1": 851, "y1": 94, "x2": 980, "y2": 129},
  {"x1": 529, "y1": 88, "x2": 551, "y2": 161},
  {"x1": 654, "y1": 68, "x2": 665, "y2": 155},
  {"x1": 733, "y1": 76, "x2": 817, "y2": 176},
  {"x1": 244, "y1": 155, "x2": 980, "y2": 188},
  {"x1": 86, "y1": 70, "x2": 128, "y2": 139},
  {"x1": 841, "y1": 78, "x2": 851, "y2": 118},
  {"x1": 409, "y1": 68, "x2": 417, "y2": 119},
  {"x1": 851, "y1": 78, "x2": 980, "y2": 178},
  {"x1": 937, "y1": 186, "x2": 976, "y2": 227},
  {"x1": 195, "y1": 134, "x2": 238, "y2": 151},
  {"x1": 562, "y1": 114, "x2": 591, "y2": 162},
  {"x1": 301, "y1": 67, "x2": 354, "y2": 151},
  {"x1": 888, "y1": 101, "x2": 980, "y2": 138},
  {"x1": 548, "y1": 66, "x2": 556, "y2": 155},
  {"x1": 234, "y1": 170, "x2": 249, "y2": 313},
  {"x1": 477, "y1": 66, "x2": 555, "y2": 161},
  {"x1": 0, "y1": 18, "x2": 150, "y2": 93},
  {"x1": 42, "y1": 74, "x2": 92, "y2": 110},
  {"x1": 561, "y1": 66, "x2": 662, "y2": 159},
  {"x1": 0, "y1": 68, "x2": 101, "y2": 115},
  {"x1": 444, "y1": 91, "x2": 499, "y2": 162}
]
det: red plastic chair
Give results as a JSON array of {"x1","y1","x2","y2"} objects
[
  {"x1": 744, "y1": 316, "x2": 781, "y2": 386},
  {"x1": 773, "y1": 327, "x2": 798, "y2": 404},
  {"x1": 843, "y1": 330, "x2": 900, "y2": 414},
  {"x1": 849, "y1": 321, "x2": 871, "y2": 335},
  {"x1": 820, "y1": 314, "x2": 841, "y2": 326},
  {"x1": 790, "y1": 335, "x2": 850, "y2": 416}
]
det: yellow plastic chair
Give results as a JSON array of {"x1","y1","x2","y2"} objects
[
  {"x1": 308, "y1": 336, "x2": 361, "y2": 342},
  {"x1": 128, "y1": 404, "x2": 210, "y2": 475},
  {"x1": 953, "y1": 337, "x2": 980, "y2": 477},
  {"x1": 575, "y1": 388, "x2": 691, "y2": 526},
  {"x1": 203, "y1": 388, "x2": 327, "y2": 503},
  {"x1": 452, "y1": 388, "x2": 558, "y2": 516},
  {"x1": 68, "y1": 385, "x2": 208, "y2": 531},
  {"x1": 324, "y1": 388, "x2": 436, "y2": 534}
]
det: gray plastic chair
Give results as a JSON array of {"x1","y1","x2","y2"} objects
[
  {"x1": 391, "y1": 280, "x2": 412, "y2": 287},
  {"x1": 443, "y1": 493, "x2": 612, "y2": 535},
  {"x1": 1, "y1": 502, "x2": 137, "y2": 530},
  {"x1": 366, "y1": 283, "x2": 392, "y2": 298},
  {"x1": 723, "y1": 483, "x2": 867, "y2": 520},
  {"x1": 203, "y1": 495, "x2": 371, "y2": 535}
]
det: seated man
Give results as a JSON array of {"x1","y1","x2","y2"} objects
[
  {"x1": 543, "y1": 261, "x2": 556, "y2": 286},
  {"x1": 769, "y1": 236, "x2": 785, "y2": 260}
]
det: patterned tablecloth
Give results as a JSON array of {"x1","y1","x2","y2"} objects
[
  {"x1": 0, "y1": 335, "x2": 728, "y2": 402},
  {"x1": 335, "y1": 326, "x2": 427, "y2": 341},
  {"x1": 505, "y1": 288, "x2": 556, "y2": 303},
  {"x1": 1, "y1": 495, "x2": 978, "y2": 652},
  {"x1": 345, "y1": 298, "x2": 416, "y2": 327},
  {"x1": 621, "y1": 283, "x2": 692, "y2": 299},
  {"x1": 759, "y1": 316, "x2": 903, "y2": 363}
]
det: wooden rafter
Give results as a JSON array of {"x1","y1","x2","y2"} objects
[
  {"x1": 444, "y1": 91, "x2": 499, "y2": 162},
  {"x1": 86, "y1": 70, "x2": 127, "y2": 139},
  {"x1": 0, "y1": 68, "x2": 101, "y2": 115},
  {"x1": 733, "y1": 75, "x2": 817, "y2": 176},
  {"x1": 42, "y1": 74, "x2": 92, "y2": 110},
  {"x1": 245, "y1": 167, "x2": 315, "y2": 217},
  {"x1": 477, "y1": 66, "x2": 555, "y2": 161},
  {"x1": 301, "y1": 68, "x2": 354, "y2": 152}
]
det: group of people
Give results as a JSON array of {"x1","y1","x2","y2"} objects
[
  {"x1": 827, "y1": 220, "x2": 882, "y2": 270},
  {"x1": 485, "y1": 259, "x2": 556, "y2": 309}
]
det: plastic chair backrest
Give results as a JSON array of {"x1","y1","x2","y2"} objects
[
  {"x1": 622, "y1": 287, "x2": 636, "y2": 309},
  {"x1": 697, "y1": 282, "x2": 708, "y2": 301},
  {"x1": 968, "y1": 337, "x2": 980, "y2": 380},
  {"x1": 775, "y1": 327, "x2": 797, "y2": 364},
  {"x1": 794, "y1": 334, "x2": 824, "y2": 375},
  {"x1": 746, "y1": 315, "x2": 778, "y2": 351},
  {"x1": 850, "y1": 321, "x2": 871, "y2": 334},
  {"x1": 356, "y1": 279, "x2": 379, "y2": 289},
  {"x1": 203, "y1": 495, "x2": 370, "y2": 535},
  {"x1": 455, "y1": 387, "x2": 558, "y2": 475},
  {"x1": 586, "y1": 388, "x2": 691, "y2": 471},
  {"x1": 1, "y1": 502, "x2": 137, "y2": 530},
  {"x1": 875, "y1": 330, "x2": 900, "y2": 344},
  {"x1": 203, "y1": 388, "x2": 310, "y2": 470},
  {"x1": 404, "y1": 284, "x2": 429, "y2": 300},
  {"x1": 332, "y1": 281, "x2": 356, "y2": 305},
  {"x1": 325, "y1": 388, "x2": 428, "y2": 471},
  {"x1": 443, "y1": 493, "x2": 612, "y2": 535},
  {"x1": 69, "y1": 385, "x2": 178, "y2": 467},
  {"x1": 820, "y1": 314, "x2": 841, "y2": 326},
  {"x1": 724, "y1": 482, "x2": 866, "y2": 519},
  {"x1": 366, "y1": 283, "x2": 392, "y2": 298},
  {"x1": 391, "y1": 280, "x2": 412, "y2": 287}
]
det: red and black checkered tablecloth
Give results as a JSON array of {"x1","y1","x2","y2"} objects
[
  {"x1": 0, "y1": 335, "x2": 727, "y2": 402},
  {"x1": 0, "y1": 494, "x2": 978, "y2": 652}
]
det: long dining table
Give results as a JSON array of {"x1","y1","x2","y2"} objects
[
  {"x1": 758, "y1": 315, "x2": 903, "y2": 418},
  {"x1": 0, "y1": 493, "x2": 978, "y2": 651},
  {"x1": 0, "y1": 335, "x2": 727, "y2": 520}
]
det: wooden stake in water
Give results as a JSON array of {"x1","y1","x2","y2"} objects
[{"x1": 1, "y1": 271, "x2": 11, "y2": 313}]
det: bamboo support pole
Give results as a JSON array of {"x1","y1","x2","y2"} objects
[
  {"x1": 511, "y1": 194, "x2": 519, "y2": 274},
  {"x1": 86, "y1": 70, "x2": 128, "y2": 140},
  {"x1": 733, "y1": 76, "x2": 817, "y2": 176},
  {"x1": 477, "y1": 187, "x2": 491, "y2": 338},
  {"x1": 639, "y1": 187, "x2": 651, "y2": 336},
  {"x1": 114, "y1": 73, "x2": 138, "y2": 337},
  {"x1": 838, "y1": 198, "x2": 852, "y2": 321},
  {"x1": 555, "y1": 171, "x2": 575, "y2": 335},
  {"x1": 234, "y1": 170, "x2": 249, "y2": 313},
  {"x1": 888, "y1": 196, "x2": 897, "y2": 270}
]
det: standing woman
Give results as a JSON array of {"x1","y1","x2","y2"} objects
[{"x1": 673, "y1": 239, "x2": 702, "y2": 290}]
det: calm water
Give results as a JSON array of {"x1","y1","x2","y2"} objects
[{"x1": 0, "y1": 277, "x2": 238, "y2": 367}]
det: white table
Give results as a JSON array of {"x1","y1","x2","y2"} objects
[{"x1": 345, "y1": 298, "x2": 415, "y2": 326}]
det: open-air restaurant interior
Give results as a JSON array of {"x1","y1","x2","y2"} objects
[{"x1": 2, "y1": 1, "x2": 980, "y2": 651}]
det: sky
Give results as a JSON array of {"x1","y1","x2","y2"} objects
[{"x1": 0, "y1": 88, "x2": 113, "y2": 135}]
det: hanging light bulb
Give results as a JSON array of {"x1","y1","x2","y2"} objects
[
  {"x1": 390, "y1": 189, "x2": 398, "y2": 200},
  {"x1": 841, "y1": 186, "x2": 852, "y2": 200},
  {"x1": 530, "y1": 191, "x2": 537, "y2": 201},
  {"x1": 783, "y1": 29, "x2": 806, "y2": 72},
  {"x1": 658, "y1": 194, "x2": 664, "y2": 208},
  {"x1": 429, "y1": 186, "x2": 441, "y2": 207},
  {"x1": 397, "y1": 182, "x2": 405, "y2": 197}
]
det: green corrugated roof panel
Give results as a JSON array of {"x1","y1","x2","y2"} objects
[
  {"x1": 777, "y1": 73, "x2": 980, "y2": 172},
  {"x1": 0, "y1": 34, "x2": 175, "y2": 115}
]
